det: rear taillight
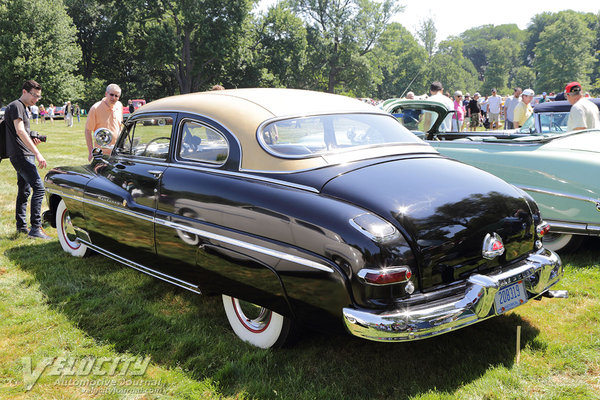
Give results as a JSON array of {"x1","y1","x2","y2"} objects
[
  {"x1": 536, "y1": 222, "x2": 550, "y2": 237},
  {"x1": 358, "y1": 266, "x2": 412, "y2": 285}
]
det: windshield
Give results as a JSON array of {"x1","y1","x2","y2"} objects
[
  {"x1": 259, "y1": 113, "x2": 422, "y2": 158},
  {"x1": 519, "y1": 111, "x2": 569, "y2": 135}
]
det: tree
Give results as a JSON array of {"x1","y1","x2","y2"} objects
[
  {"x1": 460, "y1": 24, "x2": 525, "y2": 83},
  {"x1": 416, "y1": 16, "x2": 436, "y2": 60},
  {"x1": 372, "y1": 23, "x2": 428, "y2": 99},
  {"x1": 289, "y1": 0, "x2": 403, "y2": 93},
  {"x1": 0, "y1": 0, "x2": 82, "y2": 105},
  {"x1": 533, "y1": 13, "x2": 595, "y2": 93},
  {"x1": 144, "y1": 0, "x2": 256, "y2": 94},
  {"x1": 248, "y1": 3, "x2": 309, "y2": 88},
  {"x1": 425, "y1": 38, "x2": 478, "y2": 95}
]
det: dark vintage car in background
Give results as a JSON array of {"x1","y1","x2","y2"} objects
[
  {"x1": 382, "y1": 98, "x2": 600, "y2": 252},
  {"x1": 44, "y1": 89, "x2": 562, "y2": 348}
]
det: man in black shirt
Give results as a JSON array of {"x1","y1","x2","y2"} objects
[
  {"x1": 467, "y1": 92, "x2": 482, "y2": 132},
  {"x1": 5, "y1": 80, "x2": 50, "y2": 239}
]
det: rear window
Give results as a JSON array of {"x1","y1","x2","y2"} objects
[{"x1": 259, "y1": 114, "x2": 422, "y2": 158}]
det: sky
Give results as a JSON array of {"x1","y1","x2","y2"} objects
[
  {"x1": 257, "y1": 1, "x2": 599, "y2": 42},
  {"x1": 390, "y1": 1, "x2": 599, "y2": 42}
]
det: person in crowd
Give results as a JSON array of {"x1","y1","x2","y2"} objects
[
  {"x1": 39, "y1": 105, "x2": 46, "y2": 124},
  {"x1": 47, "y1": 104, "x2": 54, "y2": 124},
  {"x1": 539, "y1": 92, "x2": 548, "y2": 103},
  {"x1": 463, "y1": 93, "x2": 471, "y2": 109},
  {"x1": 85, "y1": 84, "x2": 123, "y2": 161},
  {"x1": 467, "y1": 92, "x2": 482, "y2": 131},
  {"x1": 211, "y1": 84, "x2": 225, "y2": 91},
  {"x1": 4, "y1": 80, "x2": 50, "y2": 239},
  {"x1": 30, "y1": 103, "x2": 39, "y2": 124},
  {"x1": 480, "y1": 95, "x2": 489, "y2": 128},
  {"x1": 564, "y1": 81, "x2": 600, "y2": 131},
  {"x1": 128, "y1": 99, "x2": 135, "y2": 114},
  {"x1": 487, "y1": 89, "x2": 502, "y2": 130},
  {"x1": 74, "y1": 103, "x2": 81, "y2": 123},
  {"x1": 503, "y1": 87, "x2": 522, "y2": 129},
  {"x1": 452, "y1": 91, "x2": 466, "y2": 131},
  {"x1": 65, "y1": 101, "x2": 73, "y2": 127},
  {"x1": 426, "y1": 81, "x2": 454, "y2": 132},
  {"x1": 513, "y1": 88, "x2": 535, "y2": 129},
  {"x1": 401, "y1": 91, "x2": 422, "y2": 129}
]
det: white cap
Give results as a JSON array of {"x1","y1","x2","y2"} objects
[
  {"x1": 454, "y1": 90, "x2": 463, "y2": 97},
  {"x1": 522, "y1": 88, "x2": 535, "y2": 96}
]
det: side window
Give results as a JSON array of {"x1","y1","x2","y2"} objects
[
  {"x1": 118, "y1": 117, "x2": 173, "y2": 160},
  {"x1": 179, "y1": 120, "x2": 229, "y2": 165}
]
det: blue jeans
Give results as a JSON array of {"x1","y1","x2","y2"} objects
[{"x1": 10, "y1": 155, "x2": 45, "y2": 230}]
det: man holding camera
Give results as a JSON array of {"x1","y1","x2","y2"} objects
[{"x1": 4, "y1": 79, "x2": 50, "y2": 239}]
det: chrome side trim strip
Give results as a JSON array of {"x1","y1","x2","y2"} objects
[
  {"x1": 155, "y1": 218, "x2": 334, "y2": 273},
  {"x1": 162, "y1": 164, "x2": 320, "y2": 193},
  {"x1": 519, "y1": 185, "x2": 599, "y2": 205},
  {"x1": 80, "y1": 240, "x2": 201, "y2": 294},
  {"x1": 544, "y1": 220, "x2": 600, "y2": 236},
  {"x1": 46, "y1": 188, "x2": 154, "y2": 223},
  {"x1": 47, "y1": 188, "x2": 334, "y2": 273}
]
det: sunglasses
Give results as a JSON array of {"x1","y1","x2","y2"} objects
[
  {"x1": 108, "y1": 93, "x2": 120, "y2": 98},
  {"x1": 29, "y1": 91, "x2": 42, "y2": 99}
]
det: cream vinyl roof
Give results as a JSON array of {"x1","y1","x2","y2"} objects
[{"x1": 136, "y1": 88, "x2": 435, "y2": 172}]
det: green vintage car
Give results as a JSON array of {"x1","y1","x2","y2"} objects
[{"x1": 382, "y1": 98, "x2": 600, "y2": 252}]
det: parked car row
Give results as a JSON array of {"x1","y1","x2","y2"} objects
[
  {"x1": 382, "y1": 98, "x2": 600, "y2": 252},
  {"x1": 44, "y1": 89, "x2": 563, "y2": 348}
]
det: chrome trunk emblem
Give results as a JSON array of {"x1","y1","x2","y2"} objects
[{"x1": 482, "y1": 233, "x2": 505, "y2": 260}]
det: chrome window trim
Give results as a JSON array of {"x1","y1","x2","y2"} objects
[
  {"x1": 47, "y1": 188, "x2": 333, "y2": 273},
  {"x1": 175, "y1": 117, "x2": 230, "y2": 166},
  {"x1": 116, "y1": 114, "x2": 176, "y2": 161},
  {"x1": 238, "y1": 149, "x2": 438, "y2": 175},
  {"x1": 255, "y1": 112, "x2": 422, "y2": 160},
  {"x1": 126, "y1": 110, "x2": 242, "y2": 168}
]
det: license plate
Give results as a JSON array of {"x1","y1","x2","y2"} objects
[{"x1": 494, "y1": 281, "x2": 527, "y2": 314}]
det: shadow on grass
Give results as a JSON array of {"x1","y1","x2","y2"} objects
[{"x1": 7, "y1": 240, "x2": 549, "y2": 400}]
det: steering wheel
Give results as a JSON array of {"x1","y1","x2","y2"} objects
[{"x1": 143, "y1": 136, "x2": 170, "y2": 156}]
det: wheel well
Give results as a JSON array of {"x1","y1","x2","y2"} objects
[{"x1": 47, "y1": 194, "x2": 62, "y2": 228}]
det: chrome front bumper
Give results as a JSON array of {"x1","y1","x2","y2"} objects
[{"x1": 343, "y1": 248, "x2": 562, "y2": 342}]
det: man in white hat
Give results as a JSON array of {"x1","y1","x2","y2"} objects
[{"x1": 513, "y1": 88, "x2": 535, "y2": 129}]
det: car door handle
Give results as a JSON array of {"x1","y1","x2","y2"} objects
[{"x1": 148, "y1": 170, "x2": 163, "y2": 178}]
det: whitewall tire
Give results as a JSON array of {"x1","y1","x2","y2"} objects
[
  {"x1": 222, "y1": 295, "x2": 293, "y2": 348},
  {"x1": 543, "y1": 232, "x2": 583, "y2": 253},
  {"x1": 56, "y1": 199, "x2": 90, "y2": 257}
]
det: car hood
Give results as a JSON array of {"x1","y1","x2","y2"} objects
[{"x1": 321, "y1": 156, "x2": 537, "y2": 291}]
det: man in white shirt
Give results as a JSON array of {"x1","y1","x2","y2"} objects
[
  {"x1": 426, "y1": 81, "x2": 454, "y2": 132},
  {"x1": 503, "y1": 87, "x2": 522, "y2": 129},
  {"x1": 565, "y1": 81, "x2": 600, "y2": 131},
  {"x1": 487, "y1": 88, "x2": 502, "y2": 130},
  {"x1": 30, "y1": 104, "x2": 39, "y2": 124}
]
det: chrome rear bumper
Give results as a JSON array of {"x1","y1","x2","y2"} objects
[{"x1": 343, "y1": 248, "x2": 562, "y2": 342}]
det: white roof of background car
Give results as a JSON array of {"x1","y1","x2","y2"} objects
[{"x1": 138, "y1": 88, "x2": 435, "y2": 172}]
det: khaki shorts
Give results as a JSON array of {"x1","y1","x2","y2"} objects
[
  {"x1": 489, "y1": 113, "x2": 500, "y2": 124},
  {"x1": 470, "y1": 114, "x2": 480, "y2": 127}
]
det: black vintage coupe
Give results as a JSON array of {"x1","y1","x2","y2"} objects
[{"x1": 44, "y1": 89, "x2": 562, "y2": 348}]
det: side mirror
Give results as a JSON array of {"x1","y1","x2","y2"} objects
[{"x1": 94, "y1": 128, "x2": 113, "y2": 147}]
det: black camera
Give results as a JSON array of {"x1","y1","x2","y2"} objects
[{"x1": 30, "y1": 131, "x2": 47, "y2": 142}]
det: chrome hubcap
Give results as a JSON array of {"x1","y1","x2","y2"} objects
[{"x1": 233, "y1": 299, "x2": 272, "y2": 332}]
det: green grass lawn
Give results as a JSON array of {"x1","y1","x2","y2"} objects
[{"x1": 1, "y1": 119, "x2": 599, "y2": 399}]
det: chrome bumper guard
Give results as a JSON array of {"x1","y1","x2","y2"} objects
[{"x1": 343, "y1": 248, "x2": 562, "y2": 342}]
